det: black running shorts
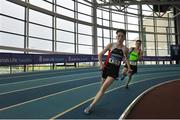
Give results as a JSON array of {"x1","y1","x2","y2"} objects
[{"x1": 102, "y1": 63, "x2": 120, "y2": 79}]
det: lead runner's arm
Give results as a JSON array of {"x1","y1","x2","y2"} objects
[{"x1": 98, "y1": 43, "x2": 112, "y2": 70}]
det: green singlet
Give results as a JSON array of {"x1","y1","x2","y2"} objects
[{"x1": 129, "y1": 50, "x2": 139, "y2": 61}]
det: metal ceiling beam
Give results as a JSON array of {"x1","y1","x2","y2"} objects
[
  {"x1": 172, "y1": 5, "x2": 180, "y2": 18},
  {"x1": 97, "y1": 1, "x2": 180, "y2": 7}
]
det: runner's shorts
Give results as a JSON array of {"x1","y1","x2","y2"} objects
[{"x1": 102, "y1": 63, "x2": 120, "y2": 79}]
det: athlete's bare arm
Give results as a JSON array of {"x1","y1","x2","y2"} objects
[
  {"x1": 138, "y1": 50, "x2": 143, "y2": 60},
  {"x1": 98, "y1": 43, "x2": 112, "y2": 70},
  {"x1": 124, "y1": 46, "x2": 132, "y2": 72}
]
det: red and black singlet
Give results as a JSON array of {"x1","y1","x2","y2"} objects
[{"x1": 102, "y1": 44, "x2": 125, "y2": 79}]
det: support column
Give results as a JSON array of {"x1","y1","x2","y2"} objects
[
  {"x1": 92, "y1": 0, "x2": 98, "y2": 66},
  {"x1": 174, "y1": 5, "x2": 180, "y2": 64}
]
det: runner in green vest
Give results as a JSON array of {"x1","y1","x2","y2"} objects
[{"x1": 121, "y1": 40, "x2": 143, "y2": 88}]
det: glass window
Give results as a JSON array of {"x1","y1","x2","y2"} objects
[
  {"x1": 78, "y1": 45, "x2": 92, "y2": 54},
  {"x1": 103, "y1": 19, "x2": 109, "y2": 27},
  {"x1": 57, "y1": 0, "x2": 74, "y2": 10},
  {"x1": 78, "y1": 3, "x2": 91, "y2": 15},
  {"x1": 0, "y1": 16, "x2": 24, "y2": 34},
  {"x1": 78, "y1": 34, "x2": 92, "y2": 45},
  {"x1": 57, "y1": 7, "x2": 74, "y2": 18},
  {"x1": 112, "y1": 22, "x2": 125, "y2": 29},
  {"x1": 145, "y1": 34, "x2": 155, "y2": 42},
  {"x1": 103, "y1": 11, "x2": 109, "y2": 19},
  {"x1": 158, "y1": 49, "x2": 168, "y2": 56},
  {"x1": 78, "y1": 0, "x2": 92, "y2": 6},
  {"x1": 128, "y1": 16, "x2": 138, "y2": 24},
  {"x1": 103, "y1": 29, "x2": 110, "y2": 38},
  {"x1": 127, "y1": 5, "x2": 138, "y2": 14},
  {"x1": 143, "y1": 26, "x2": 155, "y2": 32},
  {"x1": 142, "y1": 5, "x2": 153, "y2": 16},
  {"x1": 127, "y1": 40, "x2": 136, "y2": 48},
  {"x1": 97, "y1": 28, "x2": 102, "y2": 37},
  {"x1": 29, "y1": 38, "x2": 52, "y2": 51},
  {"x1": 128, "y1": 24, "x2": 139, "y2": 31},
  {"x1": 156, "y1": 19, "x2": 168, "y2": 27},
  {"x1": 29, "y1": 0, "x2": 52, "y2": 11},
  {"x1": 168, "y1": 27, "x2": 175, "y2": 34},
  {"x1": 104, "y1": 38, "x2": 110, "y2": 46},
  {"x1": 146, "y1": 50, "x2": 155, "y2": 56},
  {"x1": 143, "y1": 18, "x2": 153, "y2": 26},
  {"x1": 29, "y1": 23, "x2": 52, "y2": 40},
  {"x1": 158, "y1": 42, "x2": 168, "y2": 49},
  {"x1": 146, "y1": 42, "x2": 155, "y2": 49},
  {"x1": 57, "y1": 30, "x2": 74, "y2": 43},
  {"x1": 97, "y1": 18, "x2": 102, "y2": 25},
  {"x1": 144, "y1": 61, "x2": 156, "y2": 65},
  {"x1": 57, "y1": 42, "x2": 74, "y2": 53},
  {"x1": 97, "y1": 9, "x2": 102, "y2": 18},
  {"x1": 29, "y1": 9, "x2": 52, "y2": 27},
  {"x1": 127, "y1": 32, "x2": 139, "y2": 41},
  {"x1": 170, "y1": 35, "x2": 175, "y2": 43},
  {"x1": 112, "y1": 38, "x2": 116, "y2": 43},
  {"x1": 165, "y1": 61, "x2": 170, "y2": 64},
  {"x1": 0, "y1": 32, "x2": 24, "y2": 48},
  {"x1": 157, "y1": 27, "x2": 167, "y2": 33},
  {"x1": 157, "y1": 35, "x2": 167, "y2": 42},
  {"x1": 57, "y1": 19, "x2": 74, "y2": 32},
  {"x1": 0, "y1": 0, "x2": 24, "y2": 19},
  {"x1": 78, "y1": 13, "x2": 92, "y2": 23},
  {"x1": 98, "y1": 37, "x2": 103, "y2": 47},
  {"x1": 98, "y1": 46, "x2": 103, "y2": 54},
  {"x1": 78, "y1": 24, "x2": 92, "y2": 35},
  {"x1": 112, "y1": 13, "x2": 124, "y2": 23},
  {"x1": 113, "y1": 30, "x2": 117, "y2": 39}
]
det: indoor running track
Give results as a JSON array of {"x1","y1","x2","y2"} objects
[{"x1": 0, "y1": 65, "x2": 180, "y2": 119}]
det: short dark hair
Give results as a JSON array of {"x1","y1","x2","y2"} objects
[
  {"x1": 136, "y1": 40, "x2": 142, "y2": 43},
  {"x1": 116, "y1": 29, "x2": 126, "y2": 35}
]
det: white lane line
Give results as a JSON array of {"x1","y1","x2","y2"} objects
[
  {"x1": 0, "y1": 68, "x2": 97, "y2": 80},
  {"x1": 0, "y1": 71, "x2": 98, "y2": 86},
  {"x1": 1, "y1": 70, "x2": 177, "y2": 95},
  {"x1": 0, "y1": 82, "x2": 100, "y2": 111},
  {"x1": 0, "y1": 75, "x2": 100, "y2": 96}
]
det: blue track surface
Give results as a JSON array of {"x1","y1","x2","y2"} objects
[{"x1": 0, "y1": 65, "x2": 180, "y2": 119}]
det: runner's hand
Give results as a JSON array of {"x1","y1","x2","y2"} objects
[{"x1": 99, "y1": 64, "x2": 105, "y2": 71}]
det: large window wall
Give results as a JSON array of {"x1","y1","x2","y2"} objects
[
  {"x1": 0, "y1": 0, "x2": 94, "y2": 55},
  {"x1": 0, "y1": 0, "x2": 177, "y2": 74},
  {"x1": 97, "y1": 4, "x2": 176, "y2": 65},
  {"x1": 142, "y1": 5, "x2": 175, "y2": 59},
  {"x1": 0, "y1": 0, "x2": 24, "y2": 49}
]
